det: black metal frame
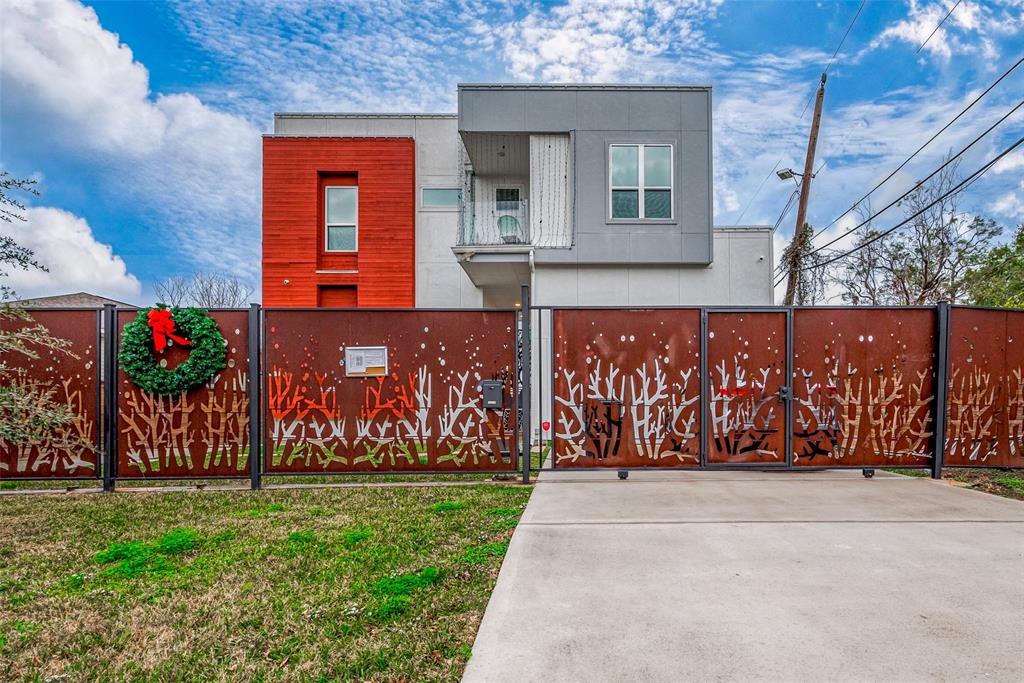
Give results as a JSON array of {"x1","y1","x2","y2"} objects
[
  {"x1": 102, "y1": 304, "x2": 118, "y2": 491},
  {"x1": 520, "y1": 285, "x2": 532, "y2": 484}
]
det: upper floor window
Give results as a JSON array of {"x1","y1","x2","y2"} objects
[
  {"x1": 609, "y1": 144, "x2": 673, "y2": 220},
  {"x1": 422, "y1": 187, "x2": 462, "y2": 208},
  {"x1": 325, "y1": 186, "x2": 357, "y2": 251}
]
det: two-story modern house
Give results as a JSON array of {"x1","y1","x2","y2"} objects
[{"x1": 262, "y1": 83, "x2": 774, "y2": 309}]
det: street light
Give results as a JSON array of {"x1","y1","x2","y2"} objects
[{"x1": 777, "y1": 168, "x2": 816, "y2": 182}]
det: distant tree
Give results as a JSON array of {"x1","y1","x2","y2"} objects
[
  {"x1": 1, "y1": 173, "x2": 80, "y2": 446},
  {"x1": 966, "y1": 224, "x2": 1024, "y2": 307},
  {"x1": 831, "y1": 160, "x2": 1000, "y2": 305},
  {"x1": 154, "y1": 272, "x2": 254, "y2": 308}
]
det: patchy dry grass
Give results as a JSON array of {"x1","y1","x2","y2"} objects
[
  {"x1": 0, "y1": 484, "x2": 531, "y2": 681},
  {"x1": 887, "y1": 467, "x2": 1024, "y2": 501}
]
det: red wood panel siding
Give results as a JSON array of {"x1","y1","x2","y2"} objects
[
  {"x1": 262, "y1": 137, "x2": 415, "y2": 307},
  {"x1": 319, "y1": 285, "x2": 358, "y2": 307}
]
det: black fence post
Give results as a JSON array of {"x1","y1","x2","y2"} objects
[
  {"x1": 699, "y1": 308, "x2": 708, "y2": 469},
  {"x1": 784, "y1": 307, "x2": 794, "y2": 468},
  {"x1": 102, "y1": 304, "x2": 117, "y2": 492},
  {"x1": 520, "y1": 285, "x2": 531, "y2": 484},
  {"x1": 931, "y1": 301, "x2": 950, "y2": 479},
  {"x1": 247, "y1": 303, "x2": 262, "y2": 490}
]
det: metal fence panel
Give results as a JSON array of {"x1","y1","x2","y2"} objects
[
  {"x1": 706, "y1": 311, "x2": 788, "y2": 464},
  {"x1": 0, "y1": 309, "x2": 101, "y2": 479},
  {"x1": 791, "y1": 308, "x2": 936, "y2": 467},
  {"x1": 551, "y1": 308, "x2": 702, "y2": 467},
  {"x1": 263, "y1": 309, "x2": 517, "y2": 473},
  {"x1": 116, "y1": 309, "x2": 251, "y2": 478},
  {"x1": 946, "y1": 307, "x2": 1024, "y2": 467}
]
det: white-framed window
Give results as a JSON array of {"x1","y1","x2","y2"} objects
[
  {"x1": 421, "y1": 187, "x2": 462, "y2": 208},
  {"x1": 325, "y1": 186, "x2": 357, "y2": 251},
  {"x1": 609, "y1": 144, "x2": 673, "y2": 220}
]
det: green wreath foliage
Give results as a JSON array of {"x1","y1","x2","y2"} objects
[{"x1": 119, "y1": 307, "x2": 227, "y2": 395}]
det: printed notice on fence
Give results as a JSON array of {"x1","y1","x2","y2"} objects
[{"x1": 344, "y1": 346, "x2": 388, "y2": 378}]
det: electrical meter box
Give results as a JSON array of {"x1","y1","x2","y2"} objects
[{"x1": 479, "y1": 380, "x2": 504, "y2": 409}]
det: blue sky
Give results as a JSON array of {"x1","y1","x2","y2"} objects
[{"x1": 1, "y1": 0, "x2": 1022, "y2": 304}]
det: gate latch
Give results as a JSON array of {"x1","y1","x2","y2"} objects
[{"x1": 777, "y1": 385, "x2": 791, "y2": 401}]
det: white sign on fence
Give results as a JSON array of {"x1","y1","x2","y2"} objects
[{"x1": 344, "y1": 346, "x2": 388, "y2": 377}]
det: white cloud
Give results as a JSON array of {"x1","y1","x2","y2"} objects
[
  {"x1": 170, "y1": 0, "x2": 507, "y2": 116},
  {"x1": 3, "y1": 207, "x2": 142, "y2": 302},
  {"x1": 991, "y1": 148, "x2": 1024, "y2": 174},
  {"x1": 0, "y1": 0, "x2": 262, "y2": 280},
  {"x1": 869, "y1": 0, "x2": 1023, "y2": 61},
  {"x1": 500, "y1": 0, "x2": 724, "y2": 82},
  {"x1": 988, "y1": 181, "x2": 1024, "y2": 220}
]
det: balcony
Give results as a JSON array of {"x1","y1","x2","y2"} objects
[{"x1": 458, "y1": 199, "x2": 530, "y2": 247}]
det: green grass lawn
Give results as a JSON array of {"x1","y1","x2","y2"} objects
[{"x1": 0, "y1": 484, "x2": 532, "y2": 681}]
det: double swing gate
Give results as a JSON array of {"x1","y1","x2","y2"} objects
[{"x1": 1, "y1": 297, "x2": 1022, "y2": 487}]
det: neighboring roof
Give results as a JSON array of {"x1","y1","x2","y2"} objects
[
  {"x1": 12, "y1": 291, "x2": 135, "y2": 308},
  {"x1": 713, "y1": 225, "x2": 774, "y2": 232}
]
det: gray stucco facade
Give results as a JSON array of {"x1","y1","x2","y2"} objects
[{"x1": 458, "y1": 84, "x2": 713, "y2": 266}]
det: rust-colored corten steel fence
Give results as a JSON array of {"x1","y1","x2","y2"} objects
[
  {"x1": 946, "y1": 307, "x2": 1024, "y2": 468},
  {"x1": 546, "y1": 304, "x2": 1018, "y2": 474},
  {"x1": 0, "y1": 308, "x2": 101, "y2": 479},
  {"x1": 115, "y1": 309, "x2": 251, "y2": 479},
  {"x1": 3, "y1": 300, "x2": 1023, "y2": 488},
  {"x1": 263, "y1": 309, "x2": 517, "y2": 474},
  {"x1": 551, "y1": 309, "x2": 701, "y2": 468},
  {"x1": 792, "y1": 308, "x2": 937, "y2": 468},
  {"x1": 706, "y1": 311, "x2": 788, "y2": 464}
]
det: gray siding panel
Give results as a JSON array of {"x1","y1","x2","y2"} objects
[
  {"x1": 459, "y1": 85, "x2": 713, "y2": 266},
  {"x1": 524, "y1": 91, "x2": 577, "y2": 131},
  {"x1": 576, "y1": 91, "x2": 630, "y2": 130},
  {"x1": 628, "y1": 91, "x2": 682, "y2": 131}
]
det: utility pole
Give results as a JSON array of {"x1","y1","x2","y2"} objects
[{"x1": 784, "y1": 72, "x2": 827, "y2": 306}]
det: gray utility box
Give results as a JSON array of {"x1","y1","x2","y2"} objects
[{"x1": 478, "y1": 380, "x2": 504, "y2": 409}]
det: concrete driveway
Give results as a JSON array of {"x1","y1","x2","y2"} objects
[{"x1": 464, "y1": 470, "x2": 1024, "y2": 682}]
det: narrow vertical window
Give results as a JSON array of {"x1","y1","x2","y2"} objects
[
  {"x1": 325, "y1": 186, "x2": 357, "y2": 251},
  {"x1": 609, "y1": 144, "x2": 673, "y2": 220}
]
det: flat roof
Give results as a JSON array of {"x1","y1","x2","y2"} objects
[
  {"x1": 274, "y1": 112, "x2": 455, "y2": 119},
  {"x1": 457, "y1": 83, "x2": 711, "y2": 91}
]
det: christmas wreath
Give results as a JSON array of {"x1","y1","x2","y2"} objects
[{"x1": 119, "y1": 306, "x2": 227, "y2": 395}]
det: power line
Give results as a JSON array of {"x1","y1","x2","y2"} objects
[
  {"x1": 807, "y1": 54, "x2": 1024, "y2": 245},
  {"x1": 804, "y1": 96, "x2": 1024, "y2": 257},
  {"x1": 736, "y1": 1, "x2": 869, "y2": 224},
  {"x1": 918, "y1": 0, "x2": 963, "y2": 54},
  {"x1": 792, "y1": 0, "x2": 985, "y2": 230},
  {"x1": 798, "y1": 0, "x2": 868, "y2": 119},
  {"x1": 775, "y1": 89, "x2": 1023, "y2": 275},
  {"x1": 773, "y1": 189, "x2": 800, "y2": 232},
  {"x1": 800, "y1": 135, "x2": 1024, "y2": 272},
  {"x1": 734, "y1": 160, "x2": 780, "y2": 225}
]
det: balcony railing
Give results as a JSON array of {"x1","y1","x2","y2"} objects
[{"x1": 458, "y1": 199, "x2": 530, "y2": 247}]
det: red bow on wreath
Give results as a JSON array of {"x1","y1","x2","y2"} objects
[{"x1": 147, "y1": 308, "x2": 191, "y2": 353}]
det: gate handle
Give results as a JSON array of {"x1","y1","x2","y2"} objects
[{"x1": 777, "y1": 386, "x2": 791, "y2": 401}]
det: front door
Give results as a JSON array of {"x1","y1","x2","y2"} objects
[{"x1": 706, "y1": 310, "x2": 790, "y2": 465}]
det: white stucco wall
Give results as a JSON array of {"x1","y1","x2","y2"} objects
[{"x1": 532, "y1": 228, "x2": 773, "y2": 307}]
